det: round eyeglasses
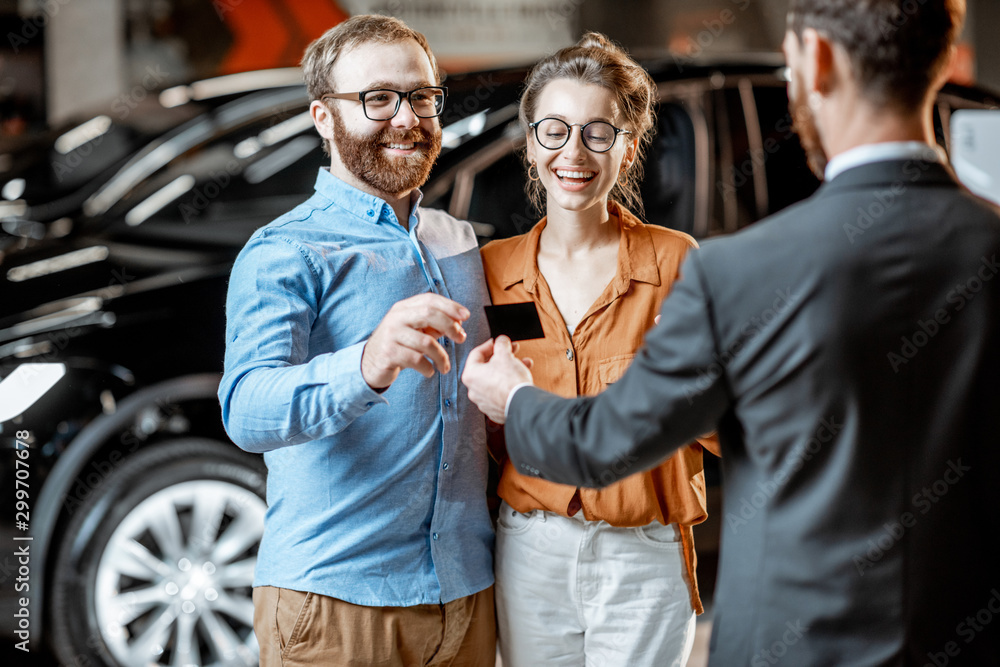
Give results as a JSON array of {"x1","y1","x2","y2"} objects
[
  {"x1": 528, "y1": 118, "x2": 631, "y2": 153},
  {"x1": 322, "y1": 87, "x2": 448, "y2": 121}
]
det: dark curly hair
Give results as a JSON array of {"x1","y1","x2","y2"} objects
[{"x1": 788, "y1": 0, "x2": 965, "y2": 110}]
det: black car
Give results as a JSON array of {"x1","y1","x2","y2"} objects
[{"x1": 0, "y1": 58, "x2": 996, "y2": 667}]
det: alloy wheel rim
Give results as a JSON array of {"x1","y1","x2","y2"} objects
[{"x1": 94, "y1": 480, "x2": 265, "y2": 667}]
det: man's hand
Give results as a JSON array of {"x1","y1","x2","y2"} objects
[
  {"x1": 462, "y1": 336, "x2": 533, "y2": 424},
  {"x1": 362, "y1": 293, "x2": 470, "y2": 390}
]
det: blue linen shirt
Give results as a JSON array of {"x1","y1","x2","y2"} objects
[{"x1": 218, "y1": 168, "x2": 494, "y2": 605}]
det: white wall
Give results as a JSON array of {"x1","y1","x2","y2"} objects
[{"x1": 45, "y1": 0, "x2": 124, "y2": 125}]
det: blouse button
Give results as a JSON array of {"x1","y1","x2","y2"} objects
[{"x1": 566, "y1": 348, "x2": 574, "y2": 361}]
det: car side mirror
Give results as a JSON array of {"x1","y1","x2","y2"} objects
[{"x1": 951, "y1": 109, "x2": 1000, "y2": 206}]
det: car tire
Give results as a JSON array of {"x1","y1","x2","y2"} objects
[{"x1": 49, "y1": 438, "x2": 267, "y2": 667}]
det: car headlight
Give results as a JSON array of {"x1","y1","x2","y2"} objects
[{"x1": 0, "y1": 362, "x2": 66, "y2": 422}]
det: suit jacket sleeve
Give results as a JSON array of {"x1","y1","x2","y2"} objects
[{"x1": 505, "y1": 251, "x2": 730, "y2": 487}]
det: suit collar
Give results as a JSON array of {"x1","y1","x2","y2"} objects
[
  {"x1": 824, "y1": 142, "x2": 943, "y2": 182},
  {"x1": 819, "y1": 159, "x2": 957, "y2": 195}
]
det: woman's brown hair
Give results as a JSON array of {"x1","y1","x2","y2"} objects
[{"x1": 519, "y1": 32, "x2": 657, "y2": 218}]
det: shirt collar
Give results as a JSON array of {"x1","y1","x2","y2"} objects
[
  {"x1": 500, "y1": 202, "x2": 661, "y2": 292},
  {"x1": 314, "y1": 167, "x2": 422, "y2": 227},
  {"x1": 825, "y1": 141, "x2": 944, "y2": 182}
]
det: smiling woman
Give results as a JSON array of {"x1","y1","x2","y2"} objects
[{"x1": 480, "y1": 32, "x2": 721, "y2": 667}]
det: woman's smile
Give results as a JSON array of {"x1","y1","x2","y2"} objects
[{"x1": 553, "y1": 167, "x2": 599, "y2": 190}]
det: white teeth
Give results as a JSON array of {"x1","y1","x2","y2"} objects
[
  {"x1": 555, "y1": 169, "x2": 596, "y2": 179},
  {"x1": 386, "y1": 142, "x2": 415, "y2": 150}
]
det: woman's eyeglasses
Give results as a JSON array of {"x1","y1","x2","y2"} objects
[{"x1": 528, "y1": 118, "x2": 630, "y2": 153}]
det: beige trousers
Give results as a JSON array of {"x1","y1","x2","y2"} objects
[{"x1": 253, "y1": 585, "x2": 496, "y2": 667}]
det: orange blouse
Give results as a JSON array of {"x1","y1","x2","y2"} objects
[{"x1": 481, "y1": 202, "x2": 720, "y2": 614}]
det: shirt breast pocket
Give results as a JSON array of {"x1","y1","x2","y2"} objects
[{"x1": 598, "y1": 353, "x2": 635, "y2": 387}]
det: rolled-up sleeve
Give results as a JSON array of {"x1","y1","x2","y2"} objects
[{"x1": 218, "y1": 233, "x2": 387, "y2": 453}]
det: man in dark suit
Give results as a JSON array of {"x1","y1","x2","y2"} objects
[{"x1": 463, "y1": 0, "x2": 1000, "y2": 664}]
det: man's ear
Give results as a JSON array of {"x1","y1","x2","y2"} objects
[
  {"x1": 310, "y1": 99, "x2": 336, "y2": 145},
  {"x1": 802, "y1": 28, "x2": 838, "y2": 97},
  {"x1": 932, "y1": 44, "x2": 959, "y2": 91}
]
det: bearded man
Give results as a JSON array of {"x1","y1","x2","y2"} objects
[
  {"x1": 218, "y1": 15, "x2": 495, "y2": 667},
  {"x1": 463, "y1": 0, "x2": 1000, "y2": 664}
]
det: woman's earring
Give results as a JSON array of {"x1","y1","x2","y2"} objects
[{"x1": 528, "y1": 162, "x2": 540, "y2": 182}]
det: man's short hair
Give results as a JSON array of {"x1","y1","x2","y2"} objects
[
  {"x1": 301, "y1": 15, "x2": 442, "y2": 102},
  {"x1": 789, "y1": 0, "x2": 966, "y2": 109}
]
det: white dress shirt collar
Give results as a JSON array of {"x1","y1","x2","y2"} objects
[{"x1": 824, "y1": 141, "x2": 944, "y2": 182}]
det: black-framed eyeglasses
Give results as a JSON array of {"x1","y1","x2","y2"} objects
[
  {"x1": 322, "y1": 87, "x2": 448, "y2": 121},
  {"x1": 528, "y1": 118, "x2": 631, "y2": 153}
]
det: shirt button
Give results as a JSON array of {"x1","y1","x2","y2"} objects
[
  {"x1": 433, "y1": 279, "x2": 441, "y2": 287},
  {"x1": 444, "y1": 399, "x2": 452, "y2": 408},
  {"x1": 566, "y1": 348, "x2": 574, "y2": 361},
  {"x1": 365, "y1": 402, "x2": 374, "y2": 408},
  {"x1": 442, "y1": 339, "x2": 450, "y2": 347},
  {"x1": 432, "y1": 533, "x2": 439, "y2": 540},
  {"x1": 442, "y1": 462, "x2": 450, "y2": 470},
  {"x1": 366, "y1": 210, "x2": 374, "y2": 217}
]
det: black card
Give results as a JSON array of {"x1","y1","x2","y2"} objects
[{"x1": 483, "y1": 302, "x2": 545, "y2": 341}]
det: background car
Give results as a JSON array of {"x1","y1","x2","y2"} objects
[{"x1": 0, "y1": 59, "x2": 997, "y2": 666}]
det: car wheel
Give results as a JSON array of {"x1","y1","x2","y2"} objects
[{"x1": 50, "y1": 438, "x2": 267, "y2": 667}]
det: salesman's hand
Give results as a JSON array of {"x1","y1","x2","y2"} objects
[
  {"x1": 362, "y1": 293, "x2": 470, "y2": 390},
  {"x1": 462, "y1": 336, "x2": 534, "y2": 424}
]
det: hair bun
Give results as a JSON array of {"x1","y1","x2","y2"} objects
[{"x1": 576, "y1": 31, "x2": 619, "y2": 53}]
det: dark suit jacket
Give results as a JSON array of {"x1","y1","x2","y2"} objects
[{"x1": 505, "y1": 160, "x2": 1000, "y2": 665}]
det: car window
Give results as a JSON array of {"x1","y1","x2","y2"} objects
[
  {"x1": 751, "y1": 84, "x2": 821, "y2": 217},
  {"x1": 464, "y1": 147, "x2": 536, "y2": 241},
  {"x1": 640, "y1": 101, "x2": 699, "y2": 237},
  {"x1": 709, "y1": 86, "x2": 756, "y2": 236}
]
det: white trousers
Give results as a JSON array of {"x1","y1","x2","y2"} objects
[{"x1": 495, "y1": 501, "x2": 696, "y2": 667}]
